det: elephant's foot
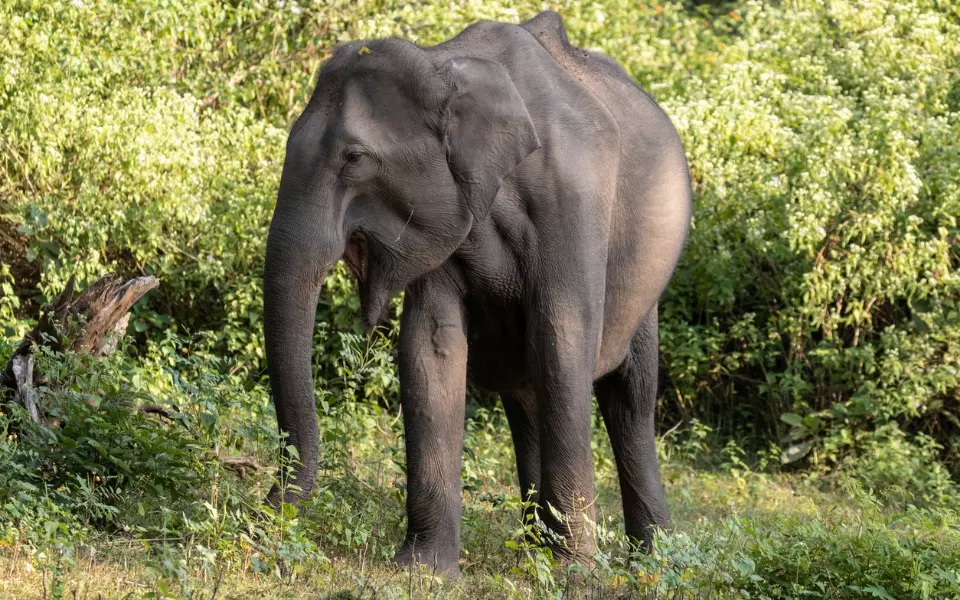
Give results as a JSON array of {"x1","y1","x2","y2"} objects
[
  {"x1": 264, "y1": 485, "x2": 298, "y2": 508},
  {"x1": 263, "y1": 479, "x2": 315, "y2": 509},
  {"x1": 263, "y1": 463, "x2": 318, "y2": 508},
  {"x1": 546, "y1": 538, "x2": 598, "y2": 569},
  {"x1": 392, "y1": 537, "x2": 461, "y2": 577}
]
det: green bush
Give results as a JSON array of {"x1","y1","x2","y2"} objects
[
  {"x1": 642, "y1": 0, "x2": 960, "y2": 475},
  {"x1": 0, "y1": 264, "x2": 29, "y2": 341},
  {"x1": 1, "y1": 340, "x2": 223, "y2": 527}
]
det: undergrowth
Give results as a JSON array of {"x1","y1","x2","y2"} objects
[{"x1": 1, "y1": 336, "x2": 959, "y2": 598}]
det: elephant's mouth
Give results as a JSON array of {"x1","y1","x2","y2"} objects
[{"x1": 343, "y1": 231, "x2": 368, "y2": 283}]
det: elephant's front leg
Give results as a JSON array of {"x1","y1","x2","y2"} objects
[
  {"x1": 529, "y1": 292, "x2": 601, "y2": 561},
  {"x1": 392, "y1": 278, "x2": 467, "y2": 576}
]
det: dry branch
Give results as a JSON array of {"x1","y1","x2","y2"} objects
[
  {"x1": 218, "y1": 456, "x2": 264, "y2": 479},
  {"x1": 1, "y1": 273, "x2": 158, "y2": 422},
  {"x1": 137, "y1": 404, "x2": 177, "y2": 420}
]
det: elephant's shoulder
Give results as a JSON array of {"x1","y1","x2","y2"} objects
[{"x1": 519, "y1": 13, "x2": 654, "y2": 113}]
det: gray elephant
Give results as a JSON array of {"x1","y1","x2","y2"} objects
[{"x1": 263, "y1": 11, "x2": 692, "y2": 575}]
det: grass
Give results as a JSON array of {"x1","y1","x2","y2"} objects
[
  {"x1": 0, "y1": 459, "x2": 847, "y2": 599},
  {"x1": 2, "y1": 397, "x2": 957, "y2": 599}
]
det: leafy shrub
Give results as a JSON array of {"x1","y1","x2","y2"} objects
[
  {"x1": 1, "y1": 342, "x2": 210, "y2": 528},
  {"x1": 0, "y1": 265, "x2": 27, "y2": 341},
  {"x1": 0, "y1": 335, "x2": 328, "y2": 595},
  {"x1": 640, "y1": 0, "x2": 960, "y2": 477},
  {"x1": 838, "y1": 422, "x2": 957, "y2": 505}
]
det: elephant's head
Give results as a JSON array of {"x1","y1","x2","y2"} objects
[{"x1": 263, "y1": 38, "x2": 540, "y2": 502}]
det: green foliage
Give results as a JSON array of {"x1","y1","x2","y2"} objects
[
  {"x1": 0, "y1": 265, "x2": 29, "y2": 346},
  {"x1": 4, "y1": 350, "x2": 201, "y2": 520},
  {"x1": 640, "y1": 0, "x2": 960, "y2": 477},
  {"x1": 2, "y1": 0, "x2": 960, "y2": 597},
  {"x1": 837, "y1": 422, "x2": 957, "y2": 505},
  {"x1": 0, "y1": 336, "x2": 326, "y2": 595}
]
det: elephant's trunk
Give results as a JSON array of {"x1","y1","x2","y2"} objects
[{"x1": 262, "y1": 200, "x2": 343, "y2": 506}]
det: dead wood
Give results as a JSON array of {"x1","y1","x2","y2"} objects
[
  {"x1": 217, "y1": 455, "x2": 265, "y2": 479},
  {"x1": 137, "y1": 403, "x2": 177, "y2": 420},
  {"x1": 1, "y1": 273, "x2": 158, "y2": 422}
]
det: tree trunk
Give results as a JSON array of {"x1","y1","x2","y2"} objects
[{"x1": 1, "y1": 273, "x2": 158, "y2": 422}]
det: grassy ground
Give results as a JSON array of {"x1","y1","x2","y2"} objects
[
  {"x1": 0, "y1": 461, "x2": 841, "y2": 599},
  {"x1": 2, "y1": 403, "x2": 958, "y2": 599}
]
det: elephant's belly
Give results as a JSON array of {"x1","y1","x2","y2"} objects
[{"x1": 464, "y1": 302, "x2": 529, "y2": 392}]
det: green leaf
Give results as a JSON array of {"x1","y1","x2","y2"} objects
[
  {"x1": 733, "y1": 555, "x2": 756, "y2": 577},
  {"x1": 44, "y1": 520, "x2": 60, "y2": 536},
  {"x1": 780, "y1": 412, "x2": 805, "y2": 429},
  {"x1": 936, "y1": 568, "x2": 959, "y2": 584},
  {"x1": 857, "y1": 585, "x2": 896, "y2": 600}
]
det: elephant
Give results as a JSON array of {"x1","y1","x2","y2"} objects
[{"x1": 263, "y1": 10, "x2": 692, "y2": 576}]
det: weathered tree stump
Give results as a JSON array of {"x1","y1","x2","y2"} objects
[{"x1": 1, "y1": 273, "x2": 158, "y2": 422}]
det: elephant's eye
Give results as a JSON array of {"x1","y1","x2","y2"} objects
[{"x1": 340, "y1": 148, "x2": 375, "y2": 182}]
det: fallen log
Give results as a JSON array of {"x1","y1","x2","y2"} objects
[{"x1": 1, "y1": 273, "x2": 158, "y2": 422}]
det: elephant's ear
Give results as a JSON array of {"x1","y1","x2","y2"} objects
[{"x1": 442, "y1": 57, "x2": 541, "y2": 222}]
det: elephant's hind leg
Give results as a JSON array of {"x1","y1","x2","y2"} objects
[
  {"x1": 502, "y1": 387, "x2": 541, "y2": 508},
  {"x1": 595, "y1": 306, "x2": 668, "y2": 551}
]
